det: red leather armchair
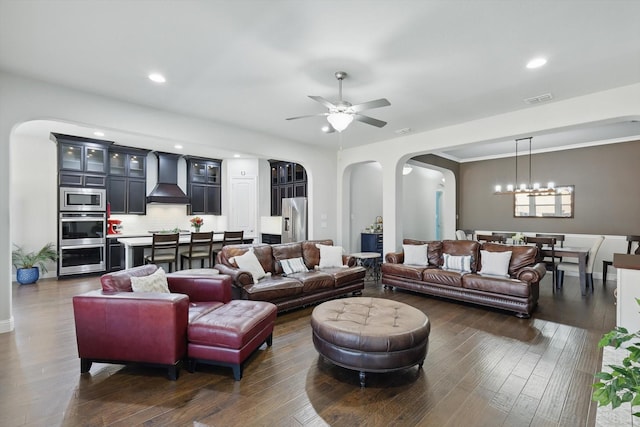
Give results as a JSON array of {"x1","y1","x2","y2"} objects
[{"x1": 73, "y1": 264, "x2": 232, "y2": 380}]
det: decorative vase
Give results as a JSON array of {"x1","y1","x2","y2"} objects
[
  {"x1": 194, "y1": 226, "x2": 201, "y2": 232},
  {"x1": 16, "y1": 267, "x2": 39, "y2": 285}
]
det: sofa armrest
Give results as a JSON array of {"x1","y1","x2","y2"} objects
[
  {"x1": 515, "y1": 262, "x2": 547, "y2": 284},
  {"x1": 166, "y1": 274, "x2": 232, "y2": 303},
  {"x1": 385, "y1": 251, "x2": 404, "y2": 264},
  {"x1": 214, "y1": 263, "x2": 254, "y2": 287},
  {"x1": 342, "y1": 255, "x2": 356, "y2": 267},
  {"x1": 72, "y1": 290, "x2": 189, "y2": 366}
]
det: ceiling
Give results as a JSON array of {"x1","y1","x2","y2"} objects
[{"x1": 1, "y1": 1, "x2": 639, "y2": 161}]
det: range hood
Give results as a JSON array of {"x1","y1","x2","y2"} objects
[{"x1": 146, "y1": 152, "x2": 190, "y2": 204}]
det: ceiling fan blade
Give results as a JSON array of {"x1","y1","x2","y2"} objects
[
  {"x1": 286, "y1": 113, "x2": 328, "y2": 121},
  {"x1": 354, "y1": 114, "x2": 387, "y2": 128},
  {"x1": 308, "y1": 95, "x2": 337, "y2": 109},
  {"x1": 349, "y1": 98, "x2": 391, "y2": 113}
]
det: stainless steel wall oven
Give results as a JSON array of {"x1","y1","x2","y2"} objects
[{"x1": 58, "y1": 212, "x2": 106, "y2": 275}]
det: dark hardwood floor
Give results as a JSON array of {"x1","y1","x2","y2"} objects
[{"x1": 0, "y1": 273, "x2": 615, "y2": 426}]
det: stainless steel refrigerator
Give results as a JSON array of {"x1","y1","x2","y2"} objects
[{"x1": 281, "y1": 197, "x2": 307, "y2": 243}]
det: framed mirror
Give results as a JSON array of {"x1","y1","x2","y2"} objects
[{"x1": 514, "y1": 185, "x2": 574, "y2": 218}]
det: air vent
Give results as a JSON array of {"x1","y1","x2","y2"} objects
[
  {"x1": 524, "y1": 93, "x2": 554, "y2": 105},
  {"x1": 395, "y1": 127, "x2": 413, "y2": 135}
]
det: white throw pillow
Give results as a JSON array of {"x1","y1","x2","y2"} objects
[
  {"x1": 130, "y1": 267, "x2": 170, "y2": 293},
  {"x1": 316, "y1": 244, "x2": 345, "y2": 268},
  {"x1": 442, "y1": 254, "x2": 472, "y2": 273},
  {"x1": 280, "y1": 257, "x2": 308, "y2": 275},
  {"x1": 403, "y1": 244, "x2": 429, "y2": 266},
  {"x1": 479, "y1": 250, "x2": 512, "y2": 277},
  {"x1": 232, "y1": 248, "x2": 267, "y2": 284}
]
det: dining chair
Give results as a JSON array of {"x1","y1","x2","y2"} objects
[
  {"x1": 455, "y1": 230, "x2": 468, "y2": 240},
  {"x1": 144, "y1": 233, "x2": 180, "y2": 273},
  {"x1": 524, "y1": 236, "x2": 559, "y2": 288},
  {"x1": 535, "y1": 233, "x2": 565, "y2": 248},
  {"x1": 477, "y1": 234, "x2": 505, "y2": 243},
  {"x1": 557, "y1": 235, "x2": 605, "y2": 290},
  {"x1": 180, "y1": 231, "x2": 214, "y2": 269},
  {"x1": 491, "y1": 232, "x2": 515, "y2": 242},
  {"x1": 602, "y1": 235, "x2": 640, "y2": 282}
]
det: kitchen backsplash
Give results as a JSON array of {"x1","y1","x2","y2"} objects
[{"x1": 111, "y1": 205, "x2": 228, "y2": 234}]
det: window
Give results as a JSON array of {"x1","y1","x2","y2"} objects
[{"x1": 514, "y1": 185, "x2": 574, "y2": 218}]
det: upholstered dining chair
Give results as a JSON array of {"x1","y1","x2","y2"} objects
[
  {"x1": 557, "y1": 235, "x2": 605, "y2": 290},
  {"x1": 602, "y1": 235, "x2": 640, "y2": 282},
  {"x1": 536, "y1": 233, "x2": 565, "y2": 248},
  {"x1": 524, "y1": 236, "x2": 559, "y2": 288},
  {"x1": 455, "y1": 230, "x2": 469, "y2": 240},
  {"x1": 476, "y1": 234, "x2": 505, "y2": 243},
  {"x1": 492, "y1": 232, "x2": 515, "y2": 241},
  {"x1": 180, "y1": 231, "x2": 214, "y2": 269},
  {"x1": 144, "y1": 232, "x2": 180, "y2": 273}
]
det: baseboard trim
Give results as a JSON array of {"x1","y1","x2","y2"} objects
[{"x1": 0, "y1": 316, "x2": 15, "y2": 334}]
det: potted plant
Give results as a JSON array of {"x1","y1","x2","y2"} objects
[
  {"x1": 11, "y1": 242, "x2": 58, "y2": 284},
  {"x1": 593, "y1": 298, "x2": 640, "y2": 423}
]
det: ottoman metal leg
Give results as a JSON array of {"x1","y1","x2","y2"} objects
[{"x1": 359, "y1": 371, "x2": 366, "y2": 388}]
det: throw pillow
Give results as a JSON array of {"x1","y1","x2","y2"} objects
[
  {"x1": 479, "y1": 250, "x2": 512, "y2": 277},
  {"x1": 403, "y1": 244, "x2": 429, "y2": 266},
  {"x1": 442, "y1": 254, "x2": 472, "y2": 273},
  {"x1": 316, "y1": 244, "x2": 345, "y2": 268},
  {"x1": 232, "y1": 248, "x2": 267, "y2": 284},
  {"x1": 130, "y1": 267, "x2": 170, "y2": 293},
  {"x1": 280, "y1": 257, "x2": 308, "y2": 275}
]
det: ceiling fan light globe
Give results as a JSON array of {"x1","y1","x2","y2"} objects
[{"x1": 327, "y1": 112, "x2": 354, "y2": 132}]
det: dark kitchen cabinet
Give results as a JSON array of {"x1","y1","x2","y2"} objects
[
  {"x1": 270, "y1": 160, "x2": 306, "y2": 216},
  {"x1": 107, "y1": 239, "x2": 124, "y2": 272},
  {"x1": 53, "y1": 133, "x2": 112, "y2": 188},
  {"x1": 107, "y1": 147, "x2": 149, "y2": 215},
  {"x1": 185, "y1": 157, "x2": 222, "y2": 215}
]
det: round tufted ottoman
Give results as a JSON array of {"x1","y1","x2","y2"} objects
[{"x1": 310, "y1": 297, "x2": 430, "y2": 387}]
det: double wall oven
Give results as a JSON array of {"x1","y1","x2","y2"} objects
[{"x1": 58, "y1": 188, "x2": 107, "y2": 276}]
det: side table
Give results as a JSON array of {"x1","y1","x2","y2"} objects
[{"x1": 350, "y1": 252, "x2": 382, "y2": 283}]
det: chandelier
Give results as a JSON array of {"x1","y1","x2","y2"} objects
[{"x1": 494, "y1": 137, "x2": 556, "y2": 195}]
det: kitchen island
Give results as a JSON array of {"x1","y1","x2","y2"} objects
[{"x1": 117, "y1": 233, "x2": 255, "y2": 269}]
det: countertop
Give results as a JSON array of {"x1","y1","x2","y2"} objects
[{"x1": 614, "y1": 254, "x2": 640, "y2": 270}]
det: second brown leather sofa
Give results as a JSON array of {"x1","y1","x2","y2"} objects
[{"x1": 382, "y1": 239, "x2": 546, "y2": 317}]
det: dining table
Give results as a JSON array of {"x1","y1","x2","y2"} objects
[{"x1": 540, "y1": 246, "x2": 591, "y2": 295}]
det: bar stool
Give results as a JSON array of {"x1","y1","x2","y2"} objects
[
  {"x1": 603, "y1": 235, "x2": 640, "y2": 282},
  {"x1": 144, "y1": 233, "x2": 180, "y2": 273},
  {"x1": 180, "y1": 231, "x2": 214, "y2": 269}
]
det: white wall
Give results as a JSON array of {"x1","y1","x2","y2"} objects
[
  {"x1": 0, "y1": 71, "x2": 337, "y2": 333},
  {"x1": 337, "y1": 82, "x2": 640, "y2": 259},
  {"x1": 349, "y1": 162, "x2": 382, "y2": 252},
  {"x1": 402, "y1": 166, "x2": 444, "y2": 241}
]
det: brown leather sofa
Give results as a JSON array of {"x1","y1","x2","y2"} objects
[
  {"x1": 214, "y1": 239, "x2": 366, "y2": 312},
  {"x1": 72, "y1": 265, "x2": 276, "y2": 380},
  {"x1": 382, "y1": 240, "x2": 546, "y2": 317}
]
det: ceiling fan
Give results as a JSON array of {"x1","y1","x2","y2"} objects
[{"x1": 286, "y1": 71, "x2": 391, "y2": 133}]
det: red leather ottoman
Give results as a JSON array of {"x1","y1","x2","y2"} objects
[{"x1": 187, "y1": 300, "x2": 277, "y2": 380}]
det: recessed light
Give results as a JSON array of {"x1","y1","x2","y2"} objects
[
  {"x1": 174, "y1": 144, "x2": 183, "y2": 149},
  {"x1": 321, "y1": 125, "x2": 331, "y2": 133},
  {"x1": 148, "y1": 73, "x2": 166, "y2": 83},
  {"x1": 526, "y1": 57, "x2": 547, "y2": 69},
  {"x1": 93, "y1": 131, "x2": 104, "y2": 137},
  {"x1": 233, "y1": 154, "x2": 241, "y2": 158}
]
